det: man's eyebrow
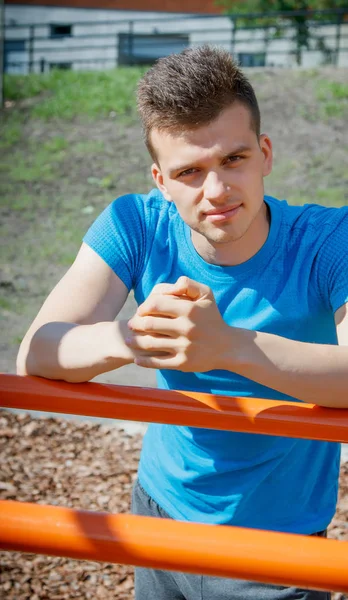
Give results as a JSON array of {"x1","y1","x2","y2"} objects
[
  {"x1": 169, "y1": 145, "x2": 252, "y2": 175},
  {"x1": 223, "y1": 144, "x2": 252, "y2": 156}
]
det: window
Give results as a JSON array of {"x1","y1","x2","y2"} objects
[
  {"x1": 4, "y1": 39, "x2": 26, "y2": 73},
  {"x1": 50, "y1": 24, "x2": 72, "y2": 39},
  {"x1": 238, "y1": 53, "x2": 266, "y2": 67},
  {"x1": 118, "y1": 33, "x2": 189, "y2": 66},
  {"x1": 50, "y1": 62, "x2": 72, "y2": 70}
]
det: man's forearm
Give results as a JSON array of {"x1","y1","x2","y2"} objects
[
  {"x1": 17, "y1": 320, "x2": 134, "y2": 383},
  {"x1": 228, "y1": 328, "x2": 348, "y2": 408}
]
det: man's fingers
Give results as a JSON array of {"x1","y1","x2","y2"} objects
[
  {"x1": 170, "y1": 276, "x2": 211, "y2": 300},
  {"x1": 126, "y1": 334, "x2": 176, "y2": 352},
  {"x1": 128, "y1": 315, "x2": 182, "y2": 336},
  {"x1": 135, "y1": 350, "x2": 171, "y2": 357},
  {"x1": 134, "y1": 355, "x2": 180, "y2": 369},
  {"x1": 135, "y1": 295, "x2": 193, "y2": 318},
  {"x1": 151, "y1": 282, "x2": 178, "y2": 295},
  {"x1": 150, "y1": 277, "x2": 212, "y2": 301}
]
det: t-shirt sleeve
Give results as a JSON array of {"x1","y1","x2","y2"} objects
[
  {"x1": 316, "y1": 208, "x2": 348, "y2": 314},
  {"x1": 83, "y1": 194, "x2": 147, "y2": 291}
]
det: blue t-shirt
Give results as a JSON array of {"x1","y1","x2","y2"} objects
[{"x1": 84, "y1": 189, "x2": 348, "y2": 534}]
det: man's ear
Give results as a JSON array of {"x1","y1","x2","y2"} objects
[
  {"x1": 151, "y1": 163, "x2": 172, "y2": 201},
  {"x1": 259, "y1": 133, "x2": 273, "y2": 177}
]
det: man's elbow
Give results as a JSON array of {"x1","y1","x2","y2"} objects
[{"x1": 16, "y1": 340, "x2": 31, "y2": 376}]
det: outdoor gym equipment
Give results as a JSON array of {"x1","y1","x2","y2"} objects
[{"x1": 0, "y1": 373, "x2": 347, "y2": 593}]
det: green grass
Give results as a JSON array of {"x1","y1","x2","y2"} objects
[
  {"x1": 43, "y1": 136, "x2": 69, "y2": 153},
  {"x1": 0, "y1": 210, "x2": 87, "y2": 267},
  {"x1": 314, "y1": 80, "x2": 348, "y2": 120},
  {"x1": 296, "y1": 73, "x2": 348, "y2": 122},
  {"x1": 4, "y1": 67, "x2": 147, "y2": 121},
  {"x1": 1, "y1": 139, "x2": 69, "y2": 184},
  {"x1": 0, "y1": 297, "x2": 12, "y2": 311},
  {"x1": 0, "y1": 118, "x2": 23, "y2": 148},
  {"x1": 8, "y1": 157, "x2": 56, "y2": 182},
  {"x1": 0, "y1": 192, "x2": 50, "y2": 211},
  {"x1": 316, "y1": 81, "x2": 348, "y2": 101},
  {"x1": 73, "y1": 140, "x2": 106, "y2": 154},
  {"x1": 289, "y1": 188, "x2": 347, "y2": 207}
]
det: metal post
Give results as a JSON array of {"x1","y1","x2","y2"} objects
[
  {"x1": 1, "y1": 374, "x2": 348, "y2": 443},
  {"x1": 295, "y1": 20, "x2": 302, "y2": 66},
  {"x1": 0, "y1": 499, "x2": 348, "y2": 592},
  {"x1": 335, "y1": 13, "x2": 342, "y2": 67},
  {"x1": 28, "y1": 24, "x2": 34, "y2": 72},
  {"x1": 128, "y1": 19, "x2": 133, "y2": 66},
  {"x1": 230, "y1": 17, "x2": 237, "y2": 59},
  {"x1": 0, "y1": 0, "x2": 4, "y2": 108}
]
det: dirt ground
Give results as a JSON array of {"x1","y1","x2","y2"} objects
[{"x1": 0, "y1": 411, "x2": 347, "y2": 600}]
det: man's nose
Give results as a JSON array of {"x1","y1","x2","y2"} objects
[{"x1": 203, "y1": 172, "x2": 230, "y2": 201}]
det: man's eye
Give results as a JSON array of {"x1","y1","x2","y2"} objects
[
  {"x1": 178, "y1": 168, "x2": 197, "y2": 177},
  {"x1": 226, "y1": 155, "x2": 242, "y2": 164}
]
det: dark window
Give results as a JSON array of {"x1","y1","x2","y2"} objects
[
  {"x1": 118, "y1": 33, "x2": 189, "y2": 66},
  {"x1": 50, "y1": 24, "x2": 72, "y2": 39},
  {"x1": 4, "y1": 39, "x2": 26, "y2": 72},
  {"x1": 50, "y1": 62, "x2": 72, "y2": 70},
  {"x1": 238, "y1": 52, "x2": 266, "y2": 67}
]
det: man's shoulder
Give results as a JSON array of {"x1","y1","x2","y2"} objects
[
  {"x1": 110, "y1": 188, "x2": 172, "y2": 218},
  {"x1": 267, "y1": 195, "x2": 348, "y2": 240}
]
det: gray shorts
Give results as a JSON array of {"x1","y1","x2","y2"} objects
[{"x1": 131, "y1": 479, "x2": 331, "y2": 600}]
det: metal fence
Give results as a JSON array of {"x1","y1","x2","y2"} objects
[{"x1": 4, "y1": 8, "x2": 348, "y2": 74}]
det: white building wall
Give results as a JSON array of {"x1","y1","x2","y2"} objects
[
  {"x1": 5, "y1": 4, "x2": 187, "y2": 25},
  {"x1": 4, "y1": 4, "x2": 347, "y2": 72}
]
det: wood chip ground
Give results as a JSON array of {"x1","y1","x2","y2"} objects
[{"x1": 0, "y1": 412, "x2": 347, "y2": 600}]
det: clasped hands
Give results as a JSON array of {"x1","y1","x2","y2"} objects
[{"x1": 126, "y1": 276, "x2": 233, "y2": 372}]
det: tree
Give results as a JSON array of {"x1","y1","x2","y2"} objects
[
  {"x1": 217, "y1": 0, "x2": 347, "y2": 65},
  {"x1": 217, "y1": 0, "x2": 348, "y2": 15}
]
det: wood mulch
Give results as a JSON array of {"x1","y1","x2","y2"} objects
[{"x1": 0, "y1": 412, "x2": 347, "y2": 600}]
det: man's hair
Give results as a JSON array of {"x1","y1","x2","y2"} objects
[{"x1": 137, "y1": 45, "x2": 261, "y2": 162}]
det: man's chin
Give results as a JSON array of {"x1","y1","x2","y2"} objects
[{"x1": 202, "y1": 227, "x2": 245, "y2": 245}]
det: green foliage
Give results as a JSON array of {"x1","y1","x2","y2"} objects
[
  {"x1": 4, "y1": 67, "x2": 147, "y2": 121},
  {"x1": 217, "y1": 0, "x2": 346, "y2": 65},
  {"x1": 218, "y1": 0, "x2": 347, "y2": 15}
]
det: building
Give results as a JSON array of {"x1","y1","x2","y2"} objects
[{"x1": 4, "y1": 0, "x2": 348, "y2": 73}]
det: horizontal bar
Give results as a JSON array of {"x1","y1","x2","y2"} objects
[
  {"x1": 6, "y1": 30, "x2": 347, "y2": 43},
  {"x1": 0, "y1": 500, "x2": 347, "y2": 592},
  {"x1": 11, "y1": 33, "x2": 346, "y2": 51},
  {"x1": 1, "y1": 374, "x2": 348, "y2": 442},
  {"x1": 7, "y1": 46, "x2": 347, "y2": 63}
]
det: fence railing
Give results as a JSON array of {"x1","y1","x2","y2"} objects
[
  {"x1": 4, "y1": 8, "x2": 348, "y2": 73},
  {"x1": 1, "y1": 373, "x2": 348, "y2": 442},
  {"x1": 0, "y1": 373, "x2": 348, "y2": 593}
]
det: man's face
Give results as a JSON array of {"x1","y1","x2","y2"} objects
[{"x1": 151, "y1": 103, "x2": 273, "y2": 265}]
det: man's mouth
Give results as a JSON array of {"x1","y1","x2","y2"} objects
[{"x1": 203, "y1": 204, "x2": 242, "y2": 222}]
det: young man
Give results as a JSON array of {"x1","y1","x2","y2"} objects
[{"x1": 17, "y1": 47, "x2": 348, "y2": 600}]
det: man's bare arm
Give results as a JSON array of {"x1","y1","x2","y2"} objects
[
  {"x1": 17, "y1": 243, "x2": 134, "y2": 383},
  {"x1": 225, "y1": 302, "x2": 348, "y2": 408},
  {"x1": 126, "y1": 277, "x2": 348, "y2": 408}
]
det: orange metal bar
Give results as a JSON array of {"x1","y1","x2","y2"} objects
[
  {"x1": 0, "y1": 500, "x2": 347, "y2": 593},
  {"x1": 1, "y1": 373, "x2": 348, "y2": 442}
]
